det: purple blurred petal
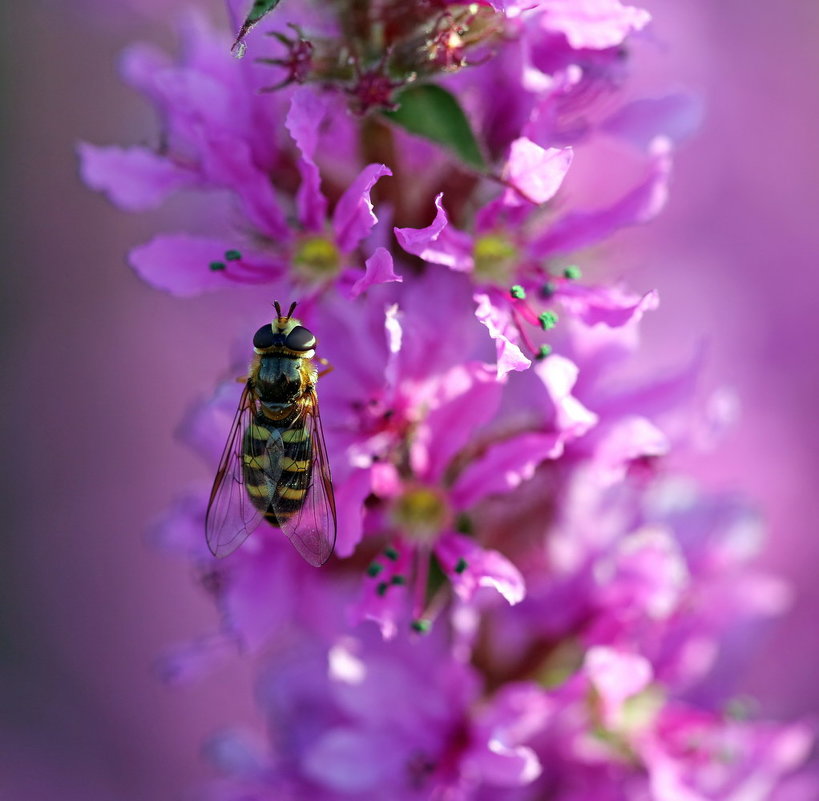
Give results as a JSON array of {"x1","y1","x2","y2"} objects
[
  {"x1": 349, "y1": 247, "x2": 403, "y2": 298},
  {"x1": 474, "y1": 293, "x2": 532, "y2": 378},
  {"x1": 503, "y1": 138, "x2": 573, "y2": 205},
  {"x1": 436, "y1": 532, "x2": 526, "y2": 605},
  {"x1": 333, "y1": 468, "x2": 372, "y2": 557},
  {"x1": 531, "y1": 140, "x2": 673, "y2": 257},
  {"x1": 77, "y1": 143, "x2": 198, "y2": 211},
  {"x1": 601, "y1": 93, "x2": 705, "y2": 152},
  {"x1": 155, "y1": 633, "x2": 237, "y2": 684},
  {"x1": 583, "y1": 646, "x2": 653, "y2": 726},
  {"x1": 538, "y1": 0, "x2": 651, "y2": 49},
  {"x1": 394, "y1": 193, "x2": 475, "y2": 272},
  {"x1": 451, "y1": 432, "x2": 561, "y2": 510},
  {"x1": 130, "y1": 234, "x2": 281, "y2": 296},
  {"x1": 286, "y1": 86, "x2": 330, "y2": 231},
  {"x1": 332, "y1": 163, "x2": 392, "y2": 254}
]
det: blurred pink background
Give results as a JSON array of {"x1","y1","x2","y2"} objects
[{"x1": 1, "y1": 1, "x2": 817, "y2": 798}]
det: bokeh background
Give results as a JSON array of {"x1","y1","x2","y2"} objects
[{"x1": 1, "y1": 1, "x2": 817, "y2": 798}]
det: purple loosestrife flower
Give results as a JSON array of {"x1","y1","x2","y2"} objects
[{"x1": 84, "y1": 0, "x2": 815, "y2": 798}]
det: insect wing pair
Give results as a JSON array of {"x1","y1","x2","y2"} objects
[{"x1": 205, "y1": 382, "x2": 337, "y2": 566}]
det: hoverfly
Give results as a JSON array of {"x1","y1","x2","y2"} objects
[{"x1": 205, "y1": 302, "x2": 336, "y2": 566}]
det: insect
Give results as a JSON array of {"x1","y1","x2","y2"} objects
[{"x1": 205, "y1": 301, "x2": 336, "y2": 566}]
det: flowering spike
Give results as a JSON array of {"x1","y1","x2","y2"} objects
[{"x1": 510, "y1": 284, "x2": 526, "y2": 299}]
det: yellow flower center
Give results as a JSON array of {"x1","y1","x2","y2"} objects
[
  {"x1": 294, "y1": 236, "x2": 341, "y2": 280},
  {"x1": 392, "y1": 486, "x2": 451, "y2": 543},
  {"x1": 473, "y1": 234, "x2": 519, "y2": 284}
]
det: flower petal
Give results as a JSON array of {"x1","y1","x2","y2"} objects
[
  {"x1": 77, "y1": 143, "x2": 199, "y2": 211},
  {"x1": 450, "y1": 432, "x2": 561, "y2": 510},
  {"x1": 538, "y1": 0, "x2": 651, "y2": 49},
  {"x1": 583, "y1": 646, "x2": 653, "y2": 727},
  {"x1": 474, "y1": 293, "x2": 532, "y2": 378},
  {"x1": 395, "y1": 193, "x2": 475, "y2": 272},
  {"x1": 332, "y1": 163, "x2": 392, "y2": 254},
  {"x1": 531, "y1": 139, "x2": 673, "y2": 257},
  {"x1": 503, "y1": 138, "x2": 573, "y2": 206},
  {"x1": 286, "y1": 86, "x2": 330, "y2": 231},
  {"x1": 348, "y1": 247, "x2": 403, "y2": 298},
  {"x1": 129, "y1": 234, "x2": 282, "y2": 296},
  {"x1": 436, "y1": 532, "x2": 526, "y2": 605}
]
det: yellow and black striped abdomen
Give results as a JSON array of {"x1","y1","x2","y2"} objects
[{"x1": 241, "y1": 413, "x2": 313, "y2": 527}]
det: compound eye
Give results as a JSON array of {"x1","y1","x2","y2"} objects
[
  {"x1": 285, "y1": 325, "x2": 316, "y2": 351},
  {"x1": 253, "y1": 324, "x2": 276, "y2": 349}
]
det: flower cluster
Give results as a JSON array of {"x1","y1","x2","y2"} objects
[{"x1": 82, "y1": 0, "x2": 812, "y2": 798}]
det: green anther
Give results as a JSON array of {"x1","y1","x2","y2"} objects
[
  {"x1": 224, "y1": 249, "x2": 242, "y2": 261},
  {"x1": 454, "y1": 558, "x2": 468, "y2": 574},
  {"x1": 384, "y1": 546, "x2": 399, "y2": 561},
  {"x1": 510, "y1": 284, "x2": 526, "y2": 300},
  {"x1": 376, "y1": 581, "x2": 390, "y2": 597},
  {"x1": 563, "y1": 265, "x2": 582, "y2": 280},
  {"x1": 366, "y1": 562, "x2": 384, "y2": 577},
  {"x1": 541, "y1": 281, "x2": 557, "y2": 298},
  {"x1": 209, "y1": 261, "x2": 226, "y2": 271},
  {"x1": 391, "y1": 575, "x2": 407, "y2": 586},
  {"x1": 411, "y1": 619, "x2": 432, "y2": 633},
  {"x1": 536, "y1": 344, "x2": 553, "y2": 360},
  {"x1": 538, "y1": 311, "x2": 558, "y2": 330}
]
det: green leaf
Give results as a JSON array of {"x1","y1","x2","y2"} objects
[{"x1": 384, "y1": 84, "x2": 486, "y2": 171}]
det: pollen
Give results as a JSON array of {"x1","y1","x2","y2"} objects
[
  {"x1": 294, "y1": 235, "x2": 341, "y2": 279},
  {"x1": 391, "y1": 486, "x2": 451, "y2": 543},
  {"x1": 473, "y1": 234, "x2": 518, "y2": 284}
]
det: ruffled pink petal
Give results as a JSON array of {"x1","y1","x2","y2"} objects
[
  {"x1": 533, "y1": 354, "x2": 599, "y2": 444},
  {"x1": 531, "y1": 140, "x2": 673, "y2": 257},
  {"x1": 333, "y1": 468, "x2": 375, "y2": 557},
  {"x1": 77, "y1": 143, "x2": 199, "y2": 211},
  {"x1": 591, "y1": 415, "x2": 670, "y2": 479},
  {"x1": 394, "y1": 193, "x2": 475, "y2": 272},
  {"x1": 450, "y1": 432, "x2": 561, "y2": 510},
  {"x1": 130, "y1": 234, "x2": 282, "y2": 296},
  {"x1": 436, "y1": 532, "x2": 526, "y2": 605},
  {"x1": 474, "y1": 293, "x2": 532, "y2": 378},
  {"x1": 503, "y1": 138, "x2": 573, "y2": 206},
  {"x1": 332, "y1": 163, "x2": 392, "y2": 254},
  {"x1": 348, "y1": 247, "x2": 403, "y2": 298},
  {"x1": 538, "y1": 0, "x2": 651, "y2": 49},
  {"x1": 286, "y1": 86, "x2": 330, "y2": 231}
]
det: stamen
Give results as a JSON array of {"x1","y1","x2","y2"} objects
[
  {"x1": 536, "y1": 344, "x2": 553, "y2": 360},
  {"x1": 510, "y1": 284, "x2": 526, "y2": 300},
  {"x1": 225, "y1": 249, "x2": 242, "y2": 261},
  {"x1": 366, "y1": 562, "x2": 384, "y2": 577},
  {"x1": 538, "y1": 310, "x2": 559, "y2": 330},
  {"x1": 454, "y1": 558, "x2": 468, "y2": 574},
  {"x1": 376, "y1": 581, "x2": 390, "y2": 597},
  {"x1": 384, "y1": 546, "x2": 399, "y2": 561},
  {"x1": 411, "y1": 619, "x2": 431, "y2": 633},
  {"x1": 391, "y1": 574, "x2": 407, "y2": 585},
  {"x1": 209, "y1": 261, "x2": 226, "y2": 271},
  {"x1": 563, "y1": 265, "x2": 582, "y2": 280},
  {"x1": 541, "y1": 280, "x2": 557, "y2": 298}
]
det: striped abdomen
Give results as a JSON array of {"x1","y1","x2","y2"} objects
[{"x1": 242, "y1": 408, "x2": 313, "y2": 527}]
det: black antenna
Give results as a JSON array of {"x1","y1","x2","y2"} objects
[
  {"x1": 273, "y1": 300, "x2": 282, "y2": 318},
  {"x1": 286, "y1": 301, "x2": 297, "y2": 320}
]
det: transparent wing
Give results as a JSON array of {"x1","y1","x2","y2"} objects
[
  {"x1": 272, "y1": 389, "x2": 337, "y2": 567},
  {"x1": 205, "y1": 382, "x2": 283, "y2": 558}
]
